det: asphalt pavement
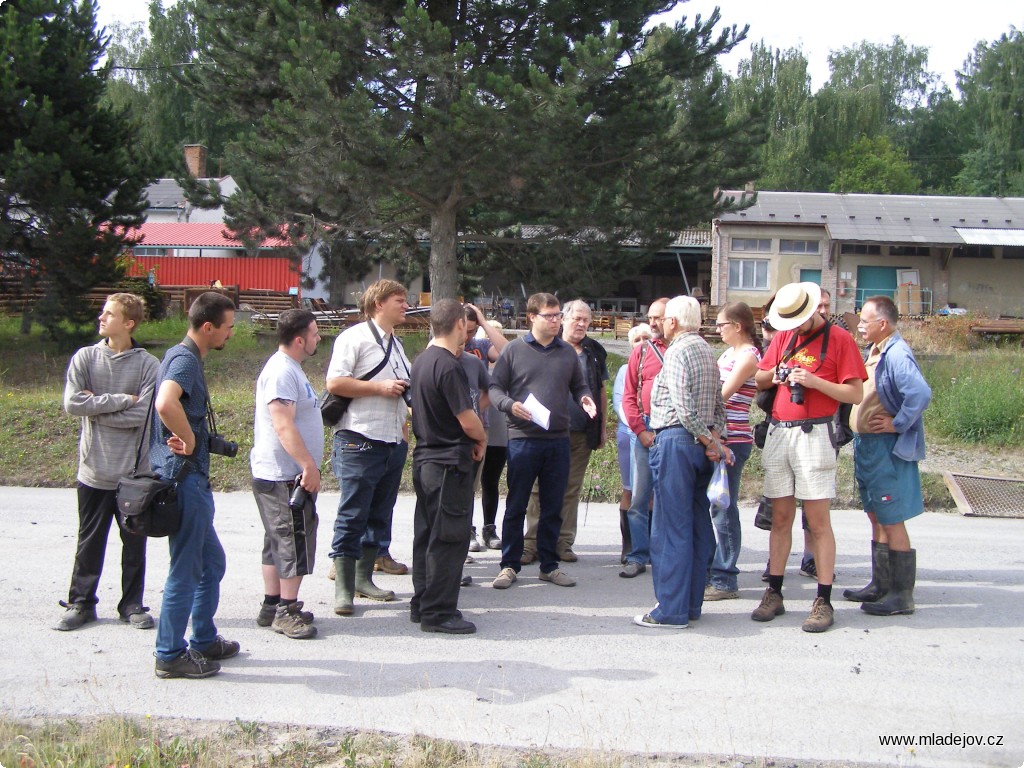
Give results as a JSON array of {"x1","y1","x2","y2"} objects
[{"x1": 4, "y1": 486, "x2": 1022, "y2": 767}]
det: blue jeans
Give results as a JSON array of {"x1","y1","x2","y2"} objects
[
  {"x1": 501, "y1": 437, "x2": 570, "y2": 574},
  {"x1": 155, "y1": 471, "x2": 226, "y2": 661},
  {"x1": 648, "y1": 429, "x2": 714, "y2": 625},
  {"x1": 331, "y1": 431, "x2": 408, "y2": 559},
  {"x1": 708, "y1": 441, "x2": 752, "y2": 592},
  {"x1": 625, "y1": 436, "x2": 653, "y2": 565}
]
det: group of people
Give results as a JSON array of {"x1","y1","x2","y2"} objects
[{"x1": 56, "y1": 277, "x2": 931, "y2": 678}]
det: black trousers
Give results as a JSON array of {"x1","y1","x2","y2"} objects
[
  {"x1": 479, "y1": 445, "x2": 507, "y2": 527},
  {"x1": 67, "y1": 483, "x2": 147, "y2": 616},
  {"x1": 411, "y1": 462, "x2": 473, "y2": 625}
]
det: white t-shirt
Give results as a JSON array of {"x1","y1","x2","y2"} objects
[{"x1": 250, "y1": 350, "x2": 324, "y2": 481}]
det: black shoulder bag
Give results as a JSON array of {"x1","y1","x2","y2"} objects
[
  {"x1": 115, "y1": 390, "x2": 191, "y2": 538},
  {"x1": 319, "y1": 321, "x2": 396, "y2": 426}
]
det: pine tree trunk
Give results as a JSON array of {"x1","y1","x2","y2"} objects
[{"x1": 428, "y1": 204, "x2": 459, "y2": 301}]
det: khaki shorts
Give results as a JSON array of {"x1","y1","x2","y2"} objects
[
  {"x1": 762, "y1": 422, "x2": 837, "y2": 501},
  {"x1": 252, "y1": 478, "x2": 318, "y2": 578}
]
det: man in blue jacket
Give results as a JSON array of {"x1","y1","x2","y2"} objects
[{"x1": 845, "y1": 295, "x2": 931, "y2": 616}]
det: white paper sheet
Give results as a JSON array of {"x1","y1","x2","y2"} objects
[{"x1": 523, "y1": 393, "x2": 551, "y2": 430}]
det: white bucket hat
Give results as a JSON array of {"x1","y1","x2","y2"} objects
[{"x1": 767, "y1": 282, "x2": 822, "y2": 332}]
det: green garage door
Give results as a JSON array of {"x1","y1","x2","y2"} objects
[{"x1": 856, "y1": 266, "x2": 898, "y2": 309}]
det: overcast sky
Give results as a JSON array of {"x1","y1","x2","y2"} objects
[{"x1": 95, "y1": 0, "x2": 1021, "y2": 93}]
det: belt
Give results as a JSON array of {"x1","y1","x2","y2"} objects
[
  {"x1": 653, "y1": 424, "x2": 693, "y2": 435},
  {"x1": 770, "y1": 416, "x2": 833, "y2": 429}
]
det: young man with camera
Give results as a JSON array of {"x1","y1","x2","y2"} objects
[
  {"x1": 250, "y1": 309, "x2": 324, "y2": 639},
  {"x1": 325, "y1": 279, "x2": 413, "y2": 615},
  {"x1": 151, "y1": 291, "x2": 239, "y2": 678},
  {"x1": 58, "y1": 293, "x2": 159, "y2": 632},
  {"x1": 753, "y1": 282, "x2": 867, "y2": 633}
]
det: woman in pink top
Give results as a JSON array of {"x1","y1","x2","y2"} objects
[{"x1": 705, "y1": 302, "x2": 762, "y2": 600}]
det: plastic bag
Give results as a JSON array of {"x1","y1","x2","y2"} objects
[{"x1": 707, "y1": 460, "x2": 730, "y2": 511}]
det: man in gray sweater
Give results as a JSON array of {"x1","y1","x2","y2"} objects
[
  {"x1": 488, "y1": 292, "x2": 596, "y2": 590},
  {"x1": 58, "y1": 293, "x2": 160, "y2": 631}
]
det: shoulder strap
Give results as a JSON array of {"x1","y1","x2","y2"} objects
[
  {"x1": 646, "y1": 340, "x2": 665, "y2": 363},
  {"x1": 361, "y1": 321, "x2": 394, "y2": 381}
]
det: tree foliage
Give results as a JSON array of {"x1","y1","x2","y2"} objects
[
  {"x1": 829, "y1": 135, "x2": 920, "y2": 194},
  {"x1": 1, "y1": 0, "x2": 151, "y2": 346},
  {"x1": 185, "y1": 0, "x2": 763, "y2": 300}
]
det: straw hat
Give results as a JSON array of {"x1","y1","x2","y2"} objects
[{"x1": 767, "y1": 282, "x2": 822, "y2": 332}]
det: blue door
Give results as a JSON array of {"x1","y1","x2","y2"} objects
[
  {"x1": 799, "y1": 269, "x2": 821, "y2": 284},
  {"x1": 856, "y1": 266, "x2": 898, "y2": 309}
]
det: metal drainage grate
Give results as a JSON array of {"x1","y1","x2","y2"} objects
[{"x1": 943, "y1": 472, "x2": 1024, "y2": 518}]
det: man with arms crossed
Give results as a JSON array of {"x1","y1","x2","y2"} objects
[
  {"x1": 488, "y1": 292, "x2": 597, "y2": 590},
  {"x1": 251, "y1": 309, "x2": 323, "y2": 639},
  {"x1": 152, "y1": 291, "x2": 239, "y2": 678},
  {"x1": 753, "y1": 282, "x2": 866, "y2": 633},
  {"x1": 409, "y1": 299, "x2": 487, "y2": 633},
  {"x1": 845, "y1": 295, "x2": 931, "y2": 616},
  {"x1": 58, "y1": 293, "x2": 159, "y2": 631}
]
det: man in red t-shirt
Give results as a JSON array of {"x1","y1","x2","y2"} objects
[{"x1": 752, "y1": 282, "x2": 867, "y2": 633}]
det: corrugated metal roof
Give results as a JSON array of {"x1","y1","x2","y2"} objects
[
  {"x1": 717, "y1": 192, "x2": 1024, "y2": 245},
  {"x1": 143, "y1": 179, "x2": 187, "y2": 210},
  {"x1": 124, "y1": 223, "x2": 291, "y2": 249},
  {"x1": 954, "y1": 227, "x2": 1024, "y2": 246}
]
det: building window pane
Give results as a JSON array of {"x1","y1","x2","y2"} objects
[
  {"x1": 780, "y1": 239, "x2": 820, "y2": 254},
  {"x1": 728, "y1": 258, "x2": 769, "y2": 289},
  {"x1": 732, "y1": 238, "x2": 771, "y2": 252}
]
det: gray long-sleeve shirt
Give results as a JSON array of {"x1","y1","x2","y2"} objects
[
  {"x1": 64, "y1": 340, "x2": 160, "y2": 489},
  {"x1": 488, "y1": 333, "x2": 592, "y2": 440}
]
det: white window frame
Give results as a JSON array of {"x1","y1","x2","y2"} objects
[{"x1": 728, "y1": 258, "x2": 770, "y2": 290}]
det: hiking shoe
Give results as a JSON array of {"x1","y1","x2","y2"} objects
[
  {"x1": 55, "y1": 602, "x2": 97, "y2": 631},
  {"x1": 520, "y1": 550, "x2": 537, "y2": 565},
  {"x1": 633, "y1": 613, "x2": 687, "y2": 629},
  {"x1": 539, "y1": 569, "x2": 576, "y2": 587},
  {"x1": 751, "y1": 588, "x2": 785, "y2": 622},
  {"x1": 119, "y1": 606, "x2": 154, "y2": 629},
  {"x1": 802, "y1": 597, "x2": 835, "y2": 633},
  {"x1": 469, "y1": 527, "x2": 482, "y2": 552},
  {"x1": 155, "y1": 648, "x2": 220, "y2": 679},
  {"x1": 482, "y1": 524, "x2": 501, "y2": 549},
  {"x1": 557, "y1": 548, "x2": 578, "y2": 563},
  {"x1": 704, "y1": 586, "x2": 739, "y2": 601},
  {"x1": 272, "y1": 603, "x2": 318, "y2": 639},
  {"x1": 799, "y1": 557, "x2": 818, "y2": 578},
  {"x1": 257, "y1": 599, "x2": 314, "y2": 627},
  {"x1": 619, "y1": 561, "x2": 646, "y2": 578},
  {"x1": 192, "y1": 635, "x2": 240, "y2": 660},
  {"x1": 374, "y1": 554, "x2": 408, "y2": 575},
  {"x1": 492, "y1": 567, "x2": 518, "y2": 589}
]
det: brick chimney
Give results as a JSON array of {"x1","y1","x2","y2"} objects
[{"x1": 183, "y1": 144, "x2": 209, "y2": 178}]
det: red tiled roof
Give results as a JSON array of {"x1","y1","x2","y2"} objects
[{"x1": 121, "y1": 223, "x2": 291, "y2": 249}]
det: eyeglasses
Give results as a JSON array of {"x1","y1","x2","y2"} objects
[
  {"x1": 858, "y1": 317, "x2": 883, "y2": 326},
  {"x1": 715, "y1": 322, "x2": 734, "y2": 330},
  {"x1": 647, "y1": 315, "x2": 664, "y2": 323},
  {"x1": 536, "y1": 312, "x2": 564, "y2": 321}
]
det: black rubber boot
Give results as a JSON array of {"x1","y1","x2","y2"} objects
[
  {"x1": 862, "y1": 549, "x2": 916, "y2": 616},
  {"x1": 333, "y1": 557, "x2": 357, "y2": 615},
  {"x1": 618, "y1": 508, "x2": 632, "y2": 565},
  {"x1": 843, "y1": 541, "x2": 890, "y2": 602},
  {"x1": 355, "y1": 545, "x2": 396, "y2": 601}
]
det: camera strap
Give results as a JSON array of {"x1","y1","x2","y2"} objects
[
  {"x1": 779, "y1": 320, "x2": 831, "y2": 373},
  {"x1": 366, "y1": 319, "x2": 407, "y2": 379}
]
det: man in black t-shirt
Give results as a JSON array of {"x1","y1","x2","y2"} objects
[{"x1": 410, "y1": 299, "x2": 487, "y2": 634}]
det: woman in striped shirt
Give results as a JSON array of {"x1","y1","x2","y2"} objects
[{"x1": 705, "y1": 302, "x2": 762, "y2": 601}]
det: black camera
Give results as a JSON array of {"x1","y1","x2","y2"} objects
[
  {"x1": 777, "y1": 365, "x2": 805, "y2": 405},
  {"x1": 401, "y1": 378, "x2": 413, "y2": 407},
  {"x1": 288, "y1": 474, "x2": 308, "y2": 512},
  {"x1": 208, "y1": 434, "x2": 238, "y2": 458}
]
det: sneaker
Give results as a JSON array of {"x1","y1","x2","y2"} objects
[
  {"x1": 633, "y1": 613, "x2": 688, "y2": 629},
  {"x1": 192, "y1": 635, "x2": 240, "y2": 660},
  {"x1": 460, "y1": 574, "x2": 472, "y2": 586},
  {"x1": 539, "y1": 569, "x2": 576, "y2": 587},
  {"x1": 799, "y1": 557, "x2": 818, "y2": 578},
  {"x1": 557, "y1": 548, "x2": 578, "y2": 563},
  {"x1": 464, "y1": 554, "x2": 475, "y2": 564},
  {"x1": 761, "y1": 562, "x2": 770, "y2": 582},
  {"x1": 374, "y1": 554, "x2": 409, "y2": 575},
  {"x1": 619, "y1": 561, "x2": 646, "y2": 578},
  {"x1": 482, "y1": 524, "x2": 501, "y2": 549},
  {"x1": 257, "y1": 600, "x2": 314, "y2": 627},
  {"x1": 520, "y1": 550, "x2": 537, "y2": 565},
  {"x1": 119, "y1": 606, "x2": 155, "y2": 629},
  {"x1": 55, "y1": 601, "x2": 97, "y2": 632},
  {"x1": 155, "y1": 648, "x2": 220, "y2": 679},
  {"x1": 272, "y1": 603, "x2": 318, "y2": 639},
  {"x1": 704, "y1": 586, "x2": 739, "y2": 601},
  {"x1": 492, "y1": 567, "x2": 518, "y2": 590},
  {"x1": 802, "y1": 597, "x2": 835, "y2": 633},
  {"x1": 468, "y1": 527, "x2": 482, "y2": 553},
  {"x1": 751, "y1": 588, "x2": 786, "y2": 622}
]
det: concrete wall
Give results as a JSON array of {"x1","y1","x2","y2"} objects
[{"x1": 948, "y1": 255, "x2": 1024, "y2": 315}]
